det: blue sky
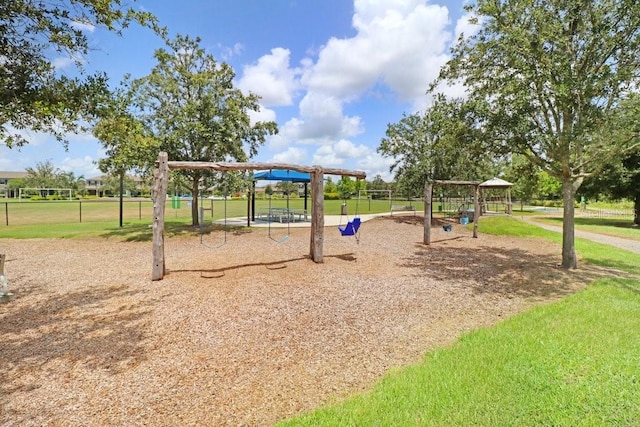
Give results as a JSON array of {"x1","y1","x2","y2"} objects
[{"x1": 0, "y1": 0, "x2": 474, "y2": 181}]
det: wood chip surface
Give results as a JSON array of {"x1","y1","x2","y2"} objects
[{"x1": 0, "y1": 216, "x2": 608, "y2": 426}]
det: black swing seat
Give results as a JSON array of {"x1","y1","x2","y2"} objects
[{"x1": 339, "y1": 217, "x2": 361, "y2": 236}]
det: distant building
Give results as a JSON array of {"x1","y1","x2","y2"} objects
[
  {"x1": 85, "y1": 175, "x2": 147, "y2": 197},
  {"x1": 0, "y1": 171, "x2": 148, "y2": 198},
  {"x1": 0, "y1": 171, "x2": 28, "y2": 198}
]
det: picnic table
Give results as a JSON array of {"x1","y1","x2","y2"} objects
[{"x1": 258, "y1": 208, "x2": 307, "y2": 223}]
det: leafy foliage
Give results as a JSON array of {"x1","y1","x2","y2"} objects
[
  {"x1": 93, "y1": 90, "x2": 159, "y2": 177},
  {"x1": 379, "y1": 95, "x2": 496, "y2": 197},
  {"x1": 0, "y1": 0, "x2": 162, "y2": 147},
  {"x1": 22, "y1": 160, "x2": 85, "y2": 196},
  {"x1": 434, "y1": 0, "x2": 640, "y2": 268},
  {"x1": 336, "y1": 176, "x2": 357, "y2": 199},
  {"x1": 127, "y1": 35, "x2": 278, "y2": 225}
]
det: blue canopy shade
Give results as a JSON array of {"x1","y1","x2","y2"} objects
[{"x1": 253, "y1": 170, "x2": 311, "y2": 183}]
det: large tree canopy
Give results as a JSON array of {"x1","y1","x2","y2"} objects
[
  {"x1": 379, "y1": 95, "x2": 496, "y2": 197},
  {"x1": 129, "y1": 34, "x2": 278, "y2": 225},
  {"x1": 93, "y1": 90, "x2": 158, "y2": 176},
  {"x1": 434, "y1": 0, "x2": 640, "y2": 268},
  {"x1": 0, "y1": 0, "x2": 160, "y2": 148}
]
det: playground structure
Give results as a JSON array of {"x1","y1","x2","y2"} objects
[
  {"x1": 151, "y1": 152, "x2": 366, "y2": 280},
  {"x1": 423, "y1": 180, "x2": 481, "y2": 245},
  {"x1": 422, "y1": 178, "x2": 514, "y2": 244}
]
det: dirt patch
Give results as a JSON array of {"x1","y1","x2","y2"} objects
[{"x1": 0, "y1": 216, "x2": 614, "y2": 426}]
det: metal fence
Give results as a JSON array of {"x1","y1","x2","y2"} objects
[
  {"x1": 580, "y1": 208, "x2": 636, "y2": 219},
  {"x1": 0, "y1": 199, "x2": 198, "y2": 226}
]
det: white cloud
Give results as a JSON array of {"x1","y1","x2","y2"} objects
[
  {"x1": 219, "y1": 42, "x2": 244, "y2": 61},
  {"x1": 272, "y1": 0, "x2": 455, "y2": 150},
  {"x1": 248, "y1": 104, "x2": 277, "y2": 125},
  {"x1": 52, "y1": 57, "x2": 75, "y2": 70},
  {"x1": 0, "y1": 127, "x2": 103, "y2": 177},
  {"x1": 312, "y1": 145, "x2": 343, "y2": 167},
  {"x1": 301, "y1": 0, "x2": 452, "y2": 104},
  {"x1": 333, "y1": 139, "x2": 368, "y2": 159},
  {"x1": 311, "y1": 139, "x2": 371, "y2": 167},
  {"x1": 270, "y1": 146, "x2": 308, "y2": 164},
  {"x1": 71, "y1": 20, "x2": 96, "y2": 32},
  {"x1": 238, "y1": 48, "x2": 300, "y2": 106},
  {"x1": 454, "y1": 12, "x2": 481, "y2": 42},
  {"x1": 274, "y1": 92, "x2": 364, "y2": 145},
  {"x1": 59, "y1": 155, "x2": 101, "y2": 177},
  {"x1": 357, "y1": 152, "x2": 395, "y2": 182}
]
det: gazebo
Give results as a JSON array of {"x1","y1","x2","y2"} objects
[
  {"x1": 252, "y1": 170, "x2": 311, "y2": 222},
  {"x1": 479, "y1": 177, "x2": 513, "y2": 214}
]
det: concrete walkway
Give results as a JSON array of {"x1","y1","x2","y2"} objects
[
  {"x1": 215, "y1": 211, "x2": 418, "y2": 228},
  {"x1": 519, "y1": 215, "x2": 640, "y2": 254}
]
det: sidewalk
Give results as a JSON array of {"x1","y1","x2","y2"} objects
[
  {"x1": 215, "y1": 211, "x2": 417, "y2": 228},
  {"x1": 519, "y1": 216, "x2": 640, "y2": 254}
]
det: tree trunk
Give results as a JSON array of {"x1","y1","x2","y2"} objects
[
  {"x1": 634, "y1": 193, "x2": 640, "y2": 226},
  {"x1": 423, "y1": 182, "x2": 432, "y2": 245},
  {"x1": 561, "y1": 176, "x2": 578, "y2": 269},
  {"x1": 191, "y1": 178, "x2": 200, "y2": 226}
]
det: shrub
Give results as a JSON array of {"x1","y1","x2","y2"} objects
[{"x1": 324, "y1": 192, "x2": 341, "y2": 200}]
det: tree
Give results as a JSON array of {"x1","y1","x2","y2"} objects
[
  {"x1": 275, "y1": 181, "x2": 298, "y2": 196},
  {"x1": 434, "y1": 0, "x2": 640, "y2": 268},
  {"x1": 129, "y1": 35, "x2": 277, "y2": 225},
  {"x1": 1, "y1": 0, "x2": 161, "y2": 148},
  {"x1": 336, "y1": 176, "x2": 356, "y2": 200},
  {"x1": 580, "y1": 146, "x2": 640, "y2": 226},
  {"x1": 537, "y1": 171, "x2": 562, "y2": 201},
  {"x1": 367, "y1": 175, "x2": 389, "y2": 193},
  {"x1": 102, "y1": 173, "x2": 136, "y2": 196},
  {"x1": 57, "y1": 171, "x2": 86, "y2": 197},
  {"x1": 503, "y1": 155, "x2": 540, "y2": 209},
  {"x1": 7, "y1": 178, "x2": 27, "y2": 198},
  {"x1": 324, "y1": 177, "x2": 337, "y2": 195},
  {"x1": 25, "y1": 160, "x2": 60, "y2": 191},
  {"x1": 93, "y1": 91, "x2": 159, "y2": 177},
  {"x1": 378, "y1": 96, "x2": 496, "y2": 197}
]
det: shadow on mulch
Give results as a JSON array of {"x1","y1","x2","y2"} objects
[
  {"x1": 0, "y1": 284, "x2": 154, "y2": 394},
  {"x1": 168, "y1": 252, "x2": 358, "y2": 278}
]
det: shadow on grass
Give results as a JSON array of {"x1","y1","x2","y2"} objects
[
  {"x1": 100, "y1": 221, "x2": 250, "y2": 242},
  {"x1": 544, "y1": 216, "x2": 638, "y2": 230},
  {"x1": 400, "y1": 243, "x2": 623, "y2": 300},
  {"x1": 0, "y1": 284, "x2": 154, "y2": 398}
]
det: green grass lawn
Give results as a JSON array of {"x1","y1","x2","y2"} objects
[
  {"x1": 278, "y1": 216, "x2": 640, "y2": 426},
  {"x1": 535, "y1": 216, "x2": 640, "y2": 242},
  {"x1": 0, "y1": 197, "x2": 409, "y2": 238}
]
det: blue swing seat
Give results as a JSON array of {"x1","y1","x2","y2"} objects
[{"x1": 339, "y1": 217, "x2": 361, "y2": 236}]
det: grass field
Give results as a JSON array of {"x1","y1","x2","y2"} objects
[
  {"x1": 0, "y1": 197, "x2": 418, "y2": 238},
  {"x1": 277, "y1": 216, "x2": 640, "y2": 426},
  {"x1": 537, "y1": 216, "x2": 640, "y2": 241}
]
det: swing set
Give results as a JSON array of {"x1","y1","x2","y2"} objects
[
  {"x1": 338, "y1": 182, "x2": 362, "y2": 242},
  {"x1": 199, "y1": 186, "x2": 228, "y2": 249},
  {"x1": 267, "y1": 182, "x2": 291, "y2": 244},
  {"x1": 152, "y1": 152, "x2": 367, "y2": 281}
]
